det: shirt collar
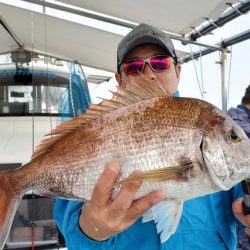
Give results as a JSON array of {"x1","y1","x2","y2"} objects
[{"x1": 237, "y1": 104, "x2": 250, "y2": 116}]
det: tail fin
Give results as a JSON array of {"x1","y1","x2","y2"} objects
[{"x1": 0, "y1": 170, "x2": 23, "y2": 249}]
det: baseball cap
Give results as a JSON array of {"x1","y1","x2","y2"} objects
[{"x1": 117, "y1": 23, "x2": 177, "y2": 71}]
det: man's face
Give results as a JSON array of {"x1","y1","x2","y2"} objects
[{"x1": 116, "y1": 44, "x2": 181, "y2": 95}]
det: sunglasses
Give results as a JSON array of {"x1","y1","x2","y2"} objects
[{"x1": 121, "y1": 55, "x2": 173, "y2": 76}]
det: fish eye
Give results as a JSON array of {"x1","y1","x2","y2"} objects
[{"x1": 228, "y1": 129, "x2": 242, "y2": 142}]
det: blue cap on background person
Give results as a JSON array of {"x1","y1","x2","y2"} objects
[{"x1": 117, "y1": 23, "x2": 178, "y2": 71}]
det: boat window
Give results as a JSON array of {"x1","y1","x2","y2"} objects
[{"x1": 0, "y1": 69, "x2": 69, "y2": 116}]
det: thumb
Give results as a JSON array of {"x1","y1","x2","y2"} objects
[{"x1": 232, "y1": 198, "x2": 244, "y2": 223}]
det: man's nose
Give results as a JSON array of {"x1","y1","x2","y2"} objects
[{"x1": 143, "y1": 63, "x2": 156, "y2": 80}]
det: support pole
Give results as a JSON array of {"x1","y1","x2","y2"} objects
[{"x1": 220, "y1": 49, "x2": 228, "y2": 112}]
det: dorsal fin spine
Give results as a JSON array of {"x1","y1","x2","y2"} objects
[{"x1": 31, "y1": 81, "x2": 167, "y2": 161}]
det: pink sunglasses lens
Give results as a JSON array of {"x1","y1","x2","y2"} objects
[
  {"x1": 150, "y1": 56, "x2": 171, "y2": 71},
  {"x1": 124, "y1": 60, "x2": 144, "y2": 75}
]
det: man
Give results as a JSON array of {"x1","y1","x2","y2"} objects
[
  {"x1": 228, "y1": 85, "x2": 250, "y2": 249},
  {"x1": 228, "y1": 85, "x2": 250, "y2": 138},
  {"x1": 54, "y1": 23, "x2": 250, "y2": 250}
]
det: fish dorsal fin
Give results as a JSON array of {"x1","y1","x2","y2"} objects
[{"x1": 32, "y1": 81, "x2": 167, "y2": 161}]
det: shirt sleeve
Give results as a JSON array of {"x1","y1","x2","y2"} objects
[
  {"x1": 54, "y1": 198, "x2": 117, "y2": 250},
  {"x1": 231, "y1": 183, "x2": 243, "y2": 201}
]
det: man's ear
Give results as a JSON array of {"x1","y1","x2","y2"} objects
[
  {"x1": 115, "y1": 72, "x2": 123, "y2": 87},
  {"x1": 175, "y1": 64, "x2": 181, "y2": 80}
]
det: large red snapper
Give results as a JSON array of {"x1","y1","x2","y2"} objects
[{"x1": 0, "y1": 82, "x2": 250, "y2": 247}]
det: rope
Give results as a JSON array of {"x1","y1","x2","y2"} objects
[
  {"x1": 190, "y1": 26, "x2": 203, "y2": 37},
  {"x1": 226, "y1": 2, "x2": 245, "y2": 15},
  {"x1": 189, "y1": 44, "x2": 205, "y2": 99},
  {"x1": 204, "y1": 17, "x2": 220, "y2": 28},
  {"x1": 30, "y1": 10, "x2": 35, "y2": 250},
  {"x1": 199, "y1": 44, "x2": 205, "y2": 96},
  {"x1": 69, "y1": 62, "x2": 76, "y2": 116},
  {"x1": 43, "y1": 9, "x2": 53, "y2": 133},
  {"x1": 227, "y1": 46, "x2": 233, "y2": 103}
]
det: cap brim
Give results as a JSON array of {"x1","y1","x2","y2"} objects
[{"x1": 121, "y1": 35, "x2": 176, "y2": 62}]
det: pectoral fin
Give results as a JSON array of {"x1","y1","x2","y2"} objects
[
  {"x1": 143, "y1": 200, "x2": 183, "y2": 243},
  {"x1": 112, "y1": 163, "x2": 193, "y2": 188}
]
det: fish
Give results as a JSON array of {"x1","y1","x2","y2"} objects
[{"x1": 0, "y1": 81, "x2": 250, "y2": 247}]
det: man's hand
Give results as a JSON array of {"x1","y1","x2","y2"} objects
[
  {"x1": 232, "y1": 198, "x2": 250, "y2": 236},
  {"x1": 79, "y1": 160, "x2": 166, "y2": 241}
]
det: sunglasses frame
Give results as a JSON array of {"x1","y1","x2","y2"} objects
[{"x1": 121, "y1": 55, "x2": 174, "y2": 76}]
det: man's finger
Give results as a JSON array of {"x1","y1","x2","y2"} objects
[
  {"x1": 91, "y1": 161, "x2": 120, "y2": 208},
  {"x1": 232, "y1": 198, "x2": 245, "y2": 223},
  {"x1": 109, "y1": 171, "x2": 142, "y2": 217},
  {"x1": 243, "y1": 215, "x2": 250, "y2": 227},
  {"x1": 126, "y1": 190, "x2": 166, "y2": 221}
]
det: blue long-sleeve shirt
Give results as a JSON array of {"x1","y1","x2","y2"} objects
[{"x1": 54, "y1": 184, "x2": 242, "y2": 250}]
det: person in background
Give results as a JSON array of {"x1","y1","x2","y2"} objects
[
  {"x1": 228, "y1": 85, "x2": 250, "y2": 250},
  {"x1": 228, "y1": 85, "x2": 250, "y2": 138},
  {"x1": 54, "y1": 23, "x2": 250, "y2": 250}
]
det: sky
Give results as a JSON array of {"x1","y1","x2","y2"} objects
[
  {"x1": 0, "y1": 0, "x2": 250, "y2": 111},
  {"x1": 178, "y1": 12, "x2": 250, "y2": 110}
]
